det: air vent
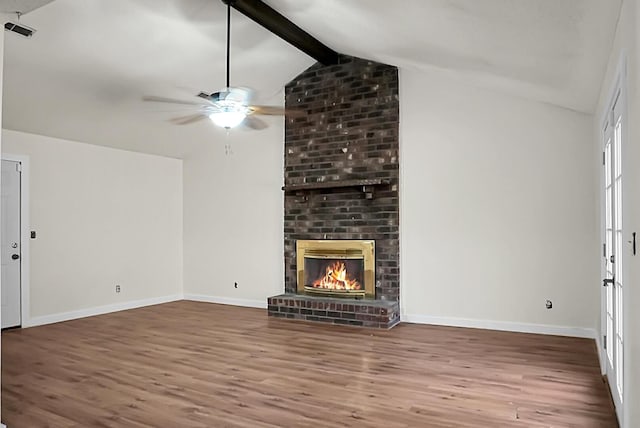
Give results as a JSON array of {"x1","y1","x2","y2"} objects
[{"x1": 4, "y1": 22, "x2": 35, "y2": 38}]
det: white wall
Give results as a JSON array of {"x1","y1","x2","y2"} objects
[
  {"x1": 594, "y1": 0, "x2": 639, "y2": 426},
  {"x1": 182, "y1": 126, "x2": 284, "y2": 306},
  {"x1": 400, "y1": 69, "x2": 598, "y2": 334},
  {"x1": 1, "y1": 130, "x2": 183, "y2": 323}
]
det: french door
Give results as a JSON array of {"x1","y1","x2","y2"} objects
[{"x1": 602, "y1": 86, "x2": 623, "y2": 420}]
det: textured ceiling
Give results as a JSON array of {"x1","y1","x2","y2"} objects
[
  {"x1": 267, "y1": 0, "x2": 622, "y2": 113},
  {"x1": 2, "y1": 0, "x2": 622, "y2": 158},
  {"x1": 0, "y1": 0, "x2": 54, "y2": 14}
]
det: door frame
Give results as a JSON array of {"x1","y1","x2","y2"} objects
[
  {"x1": 598, "y1": 52, "x2": 627, "y2": 425},
  {"x1": 2, "y1": 153, "x2": 30, "y2": 328}
]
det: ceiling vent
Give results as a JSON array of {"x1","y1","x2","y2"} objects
[{"x1": 4, "y1": 22, "x2": 36, "y2": 38}]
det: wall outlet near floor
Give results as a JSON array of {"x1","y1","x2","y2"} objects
[
  {"x1": 545, "y1": 300, "x2": 552, "y2": 309},
  {"x1": 116, "y1": 284, "x2": 121, "y2": 293}
]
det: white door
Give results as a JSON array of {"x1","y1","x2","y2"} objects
[
  {"x1": 602, "y1": 88, "x2": 623, "y2": 420},
  {"x1": 1, "y1": 159, "x2": 22, "y2": 328}
]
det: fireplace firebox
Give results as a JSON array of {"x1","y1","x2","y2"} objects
[{"x1": 296, "y1": 240, "x2": 375, "y2": 299}]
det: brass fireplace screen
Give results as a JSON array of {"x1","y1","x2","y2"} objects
[{"x1": 296, "y1": 240, "x2": 375, "y2": 299}]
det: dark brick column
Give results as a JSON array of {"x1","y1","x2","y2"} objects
[{"x1": 283, "y1": 55, "x2": 400, "y2": 302}]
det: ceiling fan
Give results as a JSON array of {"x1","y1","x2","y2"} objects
[{"x1": 143, "y1": 1, "x2": 300, "y2": 130}]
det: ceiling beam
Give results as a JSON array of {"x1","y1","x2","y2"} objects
[{"x1": 222, "y1": 0, "x2": 340, "y2": 65}]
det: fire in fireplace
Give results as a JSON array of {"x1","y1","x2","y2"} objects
[
  {"x1": 306, "y1": 259, "x2": 363, "y2": 291},
  {"x1": 297, "y1": 240, "x2": 375, "y2": 299}
]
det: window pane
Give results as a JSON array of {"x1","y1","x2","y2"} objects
[
  {"x1": 607, "y1": 313, "x2": 613, "y2": 363},
  {"x1": 616, "y1": 179, "x2": 622, "y2": 229},
  {"x1": 605, "y1": 141, "x2": 612, "y2": 186},
  {"x1": 616, "y1": 231, "x2": 623, "y2": 280},
  {"x1": 606, "y1": 188, "x2": 612, "y2": 229},
  {"x1": 615, "y1": 120, "x2": 622, "y2": 176},
  {"x1": 616, "y1": 283, "x2": 623, "y2": 395}
]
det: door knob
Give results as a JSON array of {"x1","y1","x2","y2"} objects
[{"x1": 11, "y1": 254, "x2": 19, "y2": 260}]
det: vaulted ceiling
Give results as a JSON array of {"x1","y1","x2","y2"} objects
[
  {"x1": 0, "y1": 0, "x2": 54, "y2": 14},
  {"x1": 2, "y1": 0, "x2": 622, "y2": 158}
]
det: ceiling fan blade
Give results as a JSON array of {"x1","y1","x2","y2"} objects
[
  {"x1": 249, "y1": 105, "x2": 305, "y2": 117},
  {"x1": 168, "y1": 113, "x2": 208, "y2": 125},
  {"x1": 242, "y1": 115, "x2": 268, "y2": 130},
  {"x1": 143, "y1": 95, "x2": 205, "y2": 106}
]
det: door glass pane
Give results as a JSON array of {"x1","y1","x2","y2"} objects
[
  {"x1": 606, "y1": 189, "x2": 612, "y2": 229},
  {"x1": 605, "y1": 140, "x2": 612, "y2": 186},
  {"x1": 615, "y1": 179, "x2": 622, "y2": 229},
  {"x1": 615, "y1": 119, "x2": 622, "y2": 178},
  {"x1": 615, "y1": 232, "x2": 622, "y2": 280},
  {"x1": 607, "y1": 321, "x2": 613, "y2": 362},
  {"x1": 616, "y1": 285, "x2": 623, "y2": 396},
  {"x1": 605, "y1": 229, "x2": 612, "y2": 275}
]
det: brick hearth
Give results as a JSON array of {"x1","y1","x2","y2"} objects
[{"x1": 268, "y1": 294, "x2": 400, "y2": 329}]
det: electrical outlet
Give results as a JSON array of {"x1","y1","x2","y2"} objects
[
  {"x1": 116, "y1": 285, "x2": 121, "y2": 293},
  {"x1": 545, "y1": 300, "x2": 552, "y2": 309},
  {"x1": 234, "y1": 282, "x2": 238, "y2": 289}
]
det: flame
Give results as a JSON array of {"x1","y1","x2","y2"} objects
[{"x1": 312, "y1": 261, "x2": 361, "y2": 290}]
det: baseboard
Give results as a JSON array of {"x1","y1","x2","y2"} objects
[
  {"x1": 401, "y1": 314, "x2": 596, "y2": 339},
  {"x1": 22, "y1": 297, "x2": 595, "y2": 340},
  {"x1": 183, "y1": 294, "x2": 267, "y2": 309},
  {"x1": 24, "y1": 294, "x2": 184, "y2": 328}
]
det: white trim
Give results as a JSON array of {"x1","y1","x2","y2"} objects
[
  {"x1": 595, "y1": 334, "x2": 606, "y2": 375},
  {"x1": 599, "y1": 51, "x2": 627, "y2": 129},
  {"x1": 183, "y1": 293, "x2": 266, "y2": 309},
  {"x1": 599, "y1": 111, "x2": 608, "y2": 383},
  {"x1": 401, "y1": 314, "x2": 596, "y2": 339},
  {"x1": 397, "y1": 68, "x2": 406, "y2": 326},
  {"x1": 2, "y1": 153, "x2": 30, "y2": 328},
  {"x1": 24, "y1": 294, "x2": 183, "y2": 328}
]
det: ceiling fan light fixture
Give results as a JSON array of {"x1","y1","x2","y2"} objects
[
  {"x1": 209, "y1": 104, "x2": 247, "y2": 129},
  {"x1": 143, "y1": 2, "x2": 294, "y2": 131},
  {"x1": 206, "y1": 2, "x2": 248, "y2": 130}
]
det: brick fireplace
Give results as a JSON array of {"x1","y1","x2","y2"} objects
[{"x1": 267, "y1": 54, "x2": 400, "y2": 328}]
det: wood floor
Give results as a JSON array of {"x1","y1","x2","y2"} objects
[{"x1": 2, "y1": 301, "x2": 617, "y2": 427}]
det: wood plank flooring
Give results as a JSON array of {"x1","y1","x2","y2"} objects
[{"x1": 2, "y1": 301, "x2": 617, "y2": 427}]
